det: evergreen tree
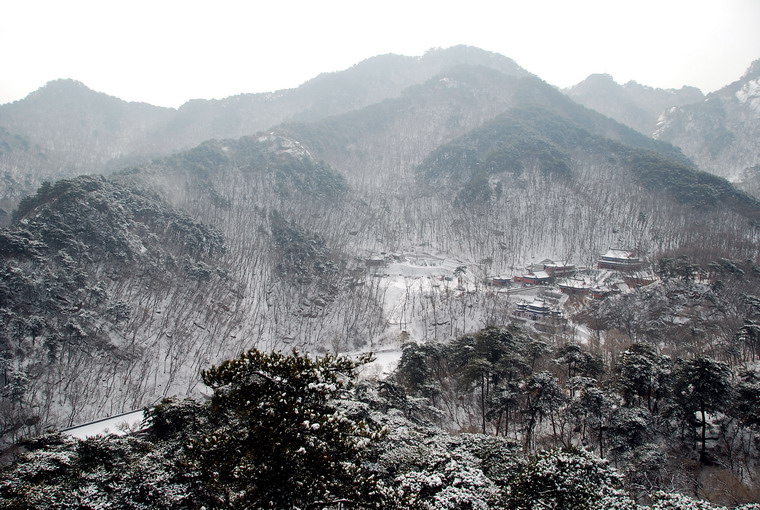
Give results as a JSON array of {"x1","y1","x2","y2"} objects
[
  {"x1": 729, "y1": 369, "x2": 760, "y2": 430},
  {"x1": 673, "y1": 356, "x2": 733, "y2": 459},
  {"x1": 505, "y1": 446, "x2": 623, "y2": 510},
  {"x1": 522, "y1": 371, "x2": 565, "y2": 452},
  {"x1": 193, "y1": 348, "x2": 388, "y2": 509},
  {"x1": 615, "y1": 343, "x2": 672, "y2": 412},
  {"x1": 450, "y1": 326, "x2": 532, "y2": 434}
]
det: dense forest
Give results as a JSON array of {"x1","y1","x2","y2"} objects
[{"x1": 2, "y1": 326, "x2": 760, "y2": 508}]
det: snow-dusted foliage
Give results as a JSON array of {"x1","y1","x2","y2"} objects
[
  {"x1": 389, "y1": 321, "x2": 760, "y2": 506},
  {"x1": 190, "y1": 349, "x2": 388, "y2": 508},
  {"x1": 394, "y1": 461, "x2": 497, "y2": 510},
  {"x1": 505, "y1": 446, "x2": 622, "y2": 509},
  {"x1": 649, "y1": 491, "x2": 724, "y2": 509},
  {"x1": 3, "y1": 48, "x2": 760, "y2": 510},
  {"x1": 0, "y1": 433, "x2": 194, "y2": 509},
  {"x1": 0, "y1": 175, "x2": 225, "y2": 449},
  {"x1": 373, "y1": 425, "x2": 515, "y2": 509},
  {"x1": 3, "y1": 345, "x2": 759, "y2": 509}
]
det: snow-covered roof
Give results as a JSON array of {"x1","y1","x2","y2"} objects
[
  {"x1": 544, "y1": 261, "x2": 574, "y2": 268},
  {"x1": 559, "y1": 278, "x2": 590, "y2": 289},
  {"x1": 602, "y1": 249, "x2": 636, "y2": 259}
]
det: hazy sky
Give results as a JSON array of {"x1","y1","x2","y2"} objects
[{"x1": 2, "y1": 0, "x2": 759, "y2": 108}]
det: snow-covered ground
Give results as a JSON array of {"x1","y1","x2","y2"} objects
[
  {"x1": 357, "y1": 348, "x2": 404, "y2": 380},
  {"x1": 375, "y1": 250, "x2": 469, "y2": 330},
  {"x1": 62, "y1": 410, "x2": 146, "y2": 439}
]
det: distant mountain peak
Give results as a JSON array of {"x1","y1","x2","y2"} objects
[
  {"x1": 585, "y1": 73, "x2": 617, "y2": 83},
  {"x1": 28, "y1": 78, "x2": 97, "y2": 98},
  {"x1": 566, "y1": 74, "x2": 625, "y2": 98},
  {"x1": 423, "y1": 44, "x2": 512, "y2": 60},
  {"x1": 421, "y1": 45, "x2": 529, "y2": 76},
  {"x1": 43, "y1": 78, "x2": 90, "y2": 89},
  {"x1": 14, "y1": 78, "x2": 142, "y2": 111},
  {"x1": 742, "y1": 59, "x2": 760, "y2": 81},
  {"x1": 566, "y1": 72, "x2": 704, "y2": 136},
  {"x1": 655, "y1": 58, "x2": 760, "y2": 181}
]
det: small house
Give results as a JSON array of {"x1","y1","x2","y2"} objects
[
  {"x1": 558, "y1": 278, "x2": 592, "y2": 296},
  {"x1": 489, "y1": 275, "x2": 512, "y2": 287},
  {"x1": 515, "y1": 299, "x2": 564, "y2": 320},
  {"x1": 624, "y1": 273, "x2": 657, "y2": 288},
  {"x1": 597, "y1": 248, "x2": 642, "y2": 271},
  {"x1": 365, "y1": 256, "x2": 386, "y2": 268},
  {"x1": 543, "y1": 261, "x2": 577, "y2": 277},
  {"x1": 513, "y1": 271, "x2": 551, "y2": 285}
]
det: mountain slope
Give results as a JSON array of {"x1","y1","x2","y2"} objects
[
  {"x1": 0, "y1": 80, "x2": 176, "y2": 212},
  {"x1": 161, "y1": 46, "x2": 530, "y2": 151},
  {"x1": 418, "y1": 105, "x2": 760, "y2": 217},
  {"x1": 0, "y1": 46, "x2": 529, "y2": 207},
  {"x1": 654, "y1": 59, "x2": 760, "y2": 181},
  {"x1": 566, "y1": 73, "x2": 703, "y2": 135},
  {"x1": 0, "y1": 127, "x2": 52, "y2": 220},
  {"x1": 0, "y1": 133, "x2": 392, "y2": 447},
  {"x1": 3, "y1": 50, "x2": 760, "y2": 452},
  {"x1": 281, "y1": 65, "x2": 528, "y2": 188},
  {"x1": 1, "y1": 175, "x2": 225, "y2": 442},
  {"x1": 279, "y1": 64, "x2": 758, "y2": 269},
  {"x1": 283, "y1": 66, "x2": 694, "y2": 190},
  {"x1": 0, "y1": 79, "x2": 174, "y2": 169}
]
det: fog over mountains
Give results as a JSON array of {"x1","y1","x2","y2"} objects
[
  {"x1": 2, "y1": 41, "x2": 758, "y2": 427},
  {"x1": 655, "y1": 59, "x2": 760, "y2": 183},
  {"x1": 0, "y1": 46, "x2": 527, "y2": 210},
  {"x1": 565, "y1": 73, "x2": 704, "y2": 136},
  {"x1": 566, "y1": 58, "x2": 760, "y2": 190},
  {"x1": 2, "y1": 46, "x2": 759, "y2": 214},
  {"x1": 2, "y1": 45, "x2": 760, "y2": 508}
]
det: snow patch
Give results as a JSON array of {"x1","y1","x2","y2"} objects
[
  {"x1": 62, "y1": 410, "x2": 145, "y2": 439},
  {"x1": 653, "y1": 107, "x2": 679, "y2": 138},
  {"x1": 735, "y1": 79, "x2": 760, "y2": 113}
]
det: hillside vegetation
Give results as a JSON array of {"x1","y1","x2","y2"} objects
[{"x1": 2, "y1": 47, "x2": 760, "y2": 508}]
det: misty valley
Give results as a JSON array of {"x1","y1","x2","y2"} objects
[{"x1": 2, "y1": 46, "x2": 760, "y2": 509}]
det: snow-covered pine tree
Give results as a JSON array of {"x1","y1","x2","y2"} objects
[{"x1": 192, "y1": 348, "x2": 389, "y2": 508}]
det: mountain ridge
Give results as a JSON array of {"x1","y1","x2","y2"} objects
[
  {"x1": 654, "y1": 58, "x2": 760, "y2": 183},
  {"x1": 3, "y1": 46, "x2": 760, "y2": 454},
  {"x1": 565, "y1": 73, "x2": 704, "y2": 136},
  {"x1": 0, "y1": 46, "x2": 531, "y2": 208}
]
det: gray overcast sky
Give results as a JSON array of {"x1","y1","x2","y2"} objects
[{"x1": 2, "y1": 0, "x2": 759, "y2": 108}]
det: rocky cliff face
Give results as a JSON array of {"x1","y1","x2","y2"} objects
[{"x1": 654, "y1": 59, "x2": 760, "y2": 182}]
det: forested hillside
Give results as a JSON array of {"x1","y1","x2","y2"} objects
[
  {"x1": 565, "y1": 73, "x2": 704, "y2": 136},
  {"x1": 3, "y1": 340, "x2": 760, "y2": 507},
  {"x1": 655, "y1": 60, "x2": 760, "y2": 183},
  {"x1": 2, "y1": 46, "x2": 760, "y2": 508},
  {"x1": 0, "y1": 46, "x2": 528, "y2": 211}
]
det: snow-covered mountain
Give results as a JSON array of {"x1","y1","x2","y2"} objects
[
  {"x1": 654, "y1": 59, "x2": 760, "y2": 183},
  {"x1": 565, "y1": 73, "x2": 703, "y2": 136},
  {"x1": 4, "y1": 45, "x2": 760, "y2": 508},
  {"x1": 2, "y1": 46, "x2": 760, "y2": 462},
  {"x1": 0, "y1": 46, "x2": 529, "y2": 211}
]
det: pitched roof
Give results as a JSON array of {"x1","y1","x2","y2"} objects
[{"x1": 602, "y1": 249, "x2": 638, "y2": 260}]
